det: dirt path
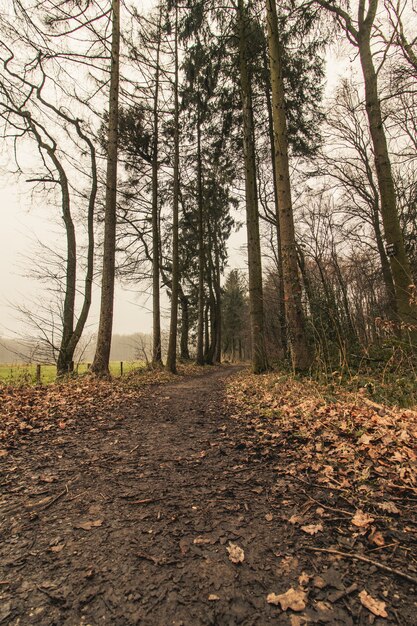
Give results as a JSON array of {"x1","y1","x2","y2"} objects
[{"x1": 0, "y1": 366, "x2": 413, "y2": 625}]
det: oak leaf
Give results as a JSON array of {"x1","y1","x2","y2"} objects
[
  {"x1": 227, "y1": 542, "x2": 244, "y2": 564},
  {"x1": 267, "y1": 588, "x2": 307, "y2": 611},
  {"x1": 358, "y1": 590, "x2": 388, "y2": 618},
  {"x1": 351, "y1": 509, "x2": 374, "y2": 528},
  {"x1": 301, "y1": 523, "x2": 323, "y2": 535}
]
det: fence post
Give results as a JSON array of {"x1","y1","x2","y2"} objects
[
  {"x1": 36, "y1": 364, "x2": 41, "y2": 384},
  {"x1": 120, "y1": 361, "x2": 123, "y2": 376}
]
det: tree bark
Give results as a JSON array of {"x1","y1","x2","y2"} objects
[
  {"x1": 196, "y1": 112, "x2": 205, "y2": 365},
  {"x1": 179, "y1": 292, "x2": 190, "y2": 360},
  {"x1": 315, "y1": 0, "x2": 417, "y2": 336},
  {"x1": 91, "y1": 0, "x2": 120, "y2": 376},
  {"x1": 264, "y1": 47, "x2": 287, "y2": 360},
  {"x1": 151, "y1": 9, "x2": 162, "y2": 366},
  {"x1": 266, "y1": 0, "x2": 312, "y2": 370},
  {"x1": 166, "y1": 6, "x2": 180, "y2": 373},
  {"x1": 357, "y1": 8, "x2": 416, "y2": 332},
  {"x1": 237, "y1": 0, "x2": 269, "y2": 374}
]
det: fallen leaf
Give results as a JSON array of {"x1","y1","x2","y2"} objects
[
  {"x1": 377, "y1": 501, "x2": 400, "y2": 515},
  {"x1": 351, "y1": 509, "x2": 374, "y2": 528},
  {"x1": 298, "y1": 572, "x2": 310, "y2": 586},
  {"x1": 227, "y1": 542, "x2": 244, "y2": 564},
  {"x1": 313, "y1": 575, "x2": 326, "y2": 589},
  {"x1": 50, "y1": 543, "x2": 65, "y2": 553},
  {"x1": 267, "y1": 588, "x2": 307, "y2": 611},
  {"x1": 74, "y1": 519, "x2": 103, "y2": 531},
  {"x1": 369, "y1": 527, "x2": 385, "y2": 546},
  {"x1": 208, "y1": 594, "x2": 220, "y2": 601},
  {"x1": 288, "y1": 515, "x2": 301, "y2": 525},
  {"x1": 193, "y1": 536, "x2": 211, "y2": 545},
  {"x1": 265, "y1": 513, "x2": 273, "y2": 522},
  {"x1": 301, "y1": 523, "x2": 323, "y2": 535},
  {"x1": 358, "y1": 590, "x2": 388, "y2": 618}
]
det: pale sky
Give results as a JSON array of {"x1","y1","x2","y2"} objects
[{"x1": 0, "y1": 2, "x2": 350, "y2": 340}]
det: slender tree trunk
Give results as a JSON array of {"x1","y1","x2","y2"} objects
[
  {"x1": 317, "y1": 0, "x2": 417, "y2": 335},
  {"x1": 66, "y1": 136, "x2": 97, "y2": 360},
  {"x1": 152, "y1": 9, "x2": 162, "y2": 366},
  {"x1": 213, "y1": 236, "x2": 222, "y2": 363},
  {"x1": 266, "y1": 0, "x2": 312, "y2": 370},
  {"x1": 196, "y1": 113, "x2": 205, "y2": 365},
  {"x1": 237, "y1": 0, "x2": 269, "y2": 374},
  {"x1": 358, "y1": 18, "x2": 416, "y2": 332},
  {"x1": 166, "y1": 6, "x2": 180, "y2": 373},
  {"x1": 179, "y1": 292, "x2": 190, "y2": 360},
  {"x1": 55, "y1": 159, "x2": 76, "y2": 376},
  {"x1": 91, "y1": 0, "x2": 120, "y2": 376},
  {"x1": 372, "y1": 204, "x2": 397, "y2": 320},
  {"x1": 204, "y1": 300, "x2": 210, "y2": 361},
  {"x1": 264, "y1": 47, "x2": 287, "y2": 359},
  {"x1": 28, "y1": 122, "x2": 76, "y2": 377}
]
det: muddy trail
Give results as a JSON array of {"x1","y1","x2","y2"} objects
[{"x1": 0, "y1": 366, "x2": 415, "y2": 625}]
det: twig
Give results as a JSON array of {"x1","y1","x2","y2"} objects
[
  {"x1": 306, "y1": 547, "x2": 417, "y2": 585},
  {"x1": 41, "y1": 487, "x2": 68, "y2": 510},
  {"x1": 129, "y1": 498, "x2": 159, "y2": 505}
]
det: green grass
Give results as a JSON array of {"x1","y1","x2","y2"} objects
[{"x1": 0, "y1": 361, "x2": 146, "y2": 385}]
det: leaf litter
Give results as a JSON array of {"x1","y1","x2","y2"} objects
[{"x1": 0, "y1": 366, "x2": 416, "y2": 624}]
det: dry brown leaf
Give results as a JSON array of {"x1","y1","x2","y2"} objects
[
  {"x1": 377, "y1": 501, "x2": 400, "y2": 515},
  {"x1": 227, "y1": 542, "x2": 244, "y2": 564},
  {"x1": 50, "y1": 543, "x2": 65, "y2": 553},
  {"x1": 288, "y1": 515, "x2": 301, "y2": 525},
  {"x1": 301, "y1": 523, "x2": 323, "y2": 535},
  {"x1": 266, "y1": 588, "x2": 307, "y2": 611},
  {"x1": 193, "y1": 536, "x2": 211, "y2": 545},
  {"x1": 358, "y1": 590, "x2": 388, "y2": 618},
  {"x1": 369, "y1": 527, "x2": 385, "y2": 547},
  {"x1": 265, "y1": 513, "x2": 273, "y2": 522},
  {"x1": 351, "y1": 509, "x2": 374, "y2": 528},
  {"x1": 75, "y1": 519, "x2": 103, "y2": 531},
  {"x1": 208, "y1": 594, "x2": 220, "y2": 601},
  {"x1": 298, "y1": 572, "x2": 310, "y2": 586}
]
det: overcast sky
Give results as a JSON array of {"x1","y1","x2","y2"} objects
[{"x1": 0, "y1": 2, "x2": 350, "y2": 340}]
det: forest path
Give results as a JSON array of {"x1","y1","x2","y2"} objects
[
  {"x1": 1, "y1": 365, "x2": 285, "y2": 626},
  {"x1": 0, "y1": 366, "x2": 405, "y2": 625}
]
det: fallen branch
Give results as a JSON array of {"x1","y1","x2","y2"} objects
[{"x1": 306, "y1": 547, "x2": 417, "y2": 585}]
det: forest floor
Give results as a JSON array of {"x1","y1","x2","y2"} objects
[{"x1": 0, "y1": 365, "x2": 416, "y2": 625}]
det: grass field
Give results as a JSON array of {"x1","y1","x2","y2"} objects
[{"x1": 0, "y1": 361, "x2": 146, "y2": 384}]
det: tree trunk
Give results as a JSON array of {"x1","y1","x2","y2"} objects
[
  {"x1": 196, "y1": 113, "x2": 205, "y2": 365},
  {"x1": 213, "y1": 244, "x2": 222, "y2": 364},
  {"x1": 372, "y1": 203, "x2": 397, "y2": 320},
  {"x1": 179, "y1": 292, "x2": 190, "y2": 360},
  {"x1": 91, "y1": 0, "x2": 120, "y2": 376},
  {"x1": 166, "y1": 6, "x2": 180, "y2": 373},
  {"x1": 358, "y1": 17, "x2": 416, "y2": 333},
  {"x1": 266, "y1": 0, "x2": 312, "y2": 370},
  {"x1": 264, "y1": 47, "x2": 287, "y2": 359},
  {"x1": 237, "y1": 0, "x2": 269, "y2": 374},
  {"x1": 151, "y1": 9, "x2": 163, "y2": 366}
]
